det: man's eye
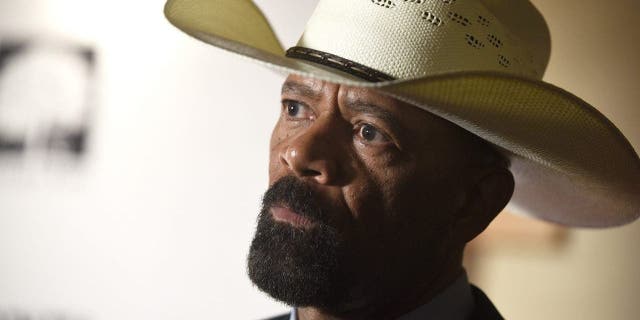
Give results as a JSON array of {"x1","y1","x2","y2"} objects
[
  {"x1": 282, "y1": 100, "x2": 312, "y2": 119},
  {"x1": 357, "y1": 123, "x2": 390, "y2": 143}
]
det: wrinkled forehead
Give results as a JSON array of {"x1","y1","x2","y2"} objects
[{"x1": 282, "y1": 74, "x2": 395, "y2": 103}]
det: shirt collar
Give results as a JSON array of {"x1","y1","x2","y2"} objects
[
  {"x1": 396, "y1": 272, "x2": 474, "y2": 320},
  {"x1": 290, "y1": 272, "x2": 474, "y2": 320}
]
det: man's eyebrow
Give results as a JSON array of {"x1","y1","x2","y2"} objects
[
  {"x1": 344, "y1": 98, "x2": 405, "y2": 134},
  {"x1": 281, "y1": 81, "x2": 322, "y2": 100}
]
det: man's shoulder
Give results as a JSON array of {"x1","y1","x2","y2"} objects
[
  {"x1": 469, "y1": 285, "x2": 504, "y2": 320},
  {"x1": 261, "y1": 286, "x2": 503, "y2": 320}
]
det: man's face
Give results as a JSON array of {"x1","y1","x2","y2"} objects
[{"x1": 248, "y1": 75, "x2": 493, "y2": 313}]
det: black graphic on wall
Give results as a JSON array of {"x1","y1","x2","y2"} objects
[{"x1": 0, "y1": 39, "x2": 95, "y2": 157}]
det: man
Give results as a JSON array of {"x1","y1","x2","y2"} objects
[
  {"x1": 164, "y1": 0, "x2": 640, "y2": 319},
  {"x1": 247, "y1": 74, "x2": 512, "y2": 319}
]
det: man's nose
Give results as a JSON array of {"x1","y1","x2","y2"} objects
[{"x1": 279, "y1": 118, "x2": 345, "y2": 185}]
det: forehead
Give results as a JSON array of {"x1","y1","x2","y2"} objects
[{"x1": 282, "y1": 74, "x2": 396, "y2": 105}]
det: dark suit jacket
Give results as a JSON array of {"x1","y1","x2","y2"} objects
[{"x1": 263, "y1": 285, "x2": 503, "y2": 320}]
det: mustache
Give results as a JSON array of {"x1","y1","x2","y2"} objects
[{"x1": 261, "y1": 176, "x2": 329, "y2": 224}]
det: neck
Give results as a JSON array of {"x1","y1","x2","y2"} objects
[{"x1": 297, "y1": 261, "x2": 464, "y2": 320}]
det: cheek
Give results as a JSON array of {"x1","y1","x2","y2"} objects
[
  {"x1": 270, "y1": 122, "x2": 286, "y2": 147},
  {"x1": 269, "y1": 117, "x2": 287, "y2": 148},
  {"x1": 373, "y1": 156, "x2": 418, "y2": 212},
  {"x1": 339, "y1": 151, "x2": 414, "y2": 217},
  {"x1": 340, "y1": 180, "x2": 388, "y2": 247},
  {"x1": 341, "y1": 179, "x2": 380, "y2": 221},
  {"x1": 368, "y1": 156, "x2": 455, "y2": 237},
  {"x1": 268, "y1": 121, "x2": 288, "y2": 184},
  {"x1": 340, "y1": 159, "x2": 416, "y2": 236}
]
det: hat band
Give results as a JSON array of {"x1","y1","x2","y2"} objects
[{"x1": 285, "y1": 46, "x2": 395, "y2": 82}]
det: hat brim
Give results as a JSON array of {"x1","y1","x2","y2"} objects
[{"x1": 165, "y1": 0, "x2": 640, "y2": 227}]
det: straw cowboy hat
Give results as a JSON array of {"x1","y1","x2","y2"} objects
[{"x1": 164, "y1": 0, "x2": 640, "y2": 227}]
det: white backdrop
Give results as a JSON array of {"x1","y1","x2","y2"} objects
[
  {"x1": 0, "y1": 1, "x2": 638, "y2": 319},
  {"x1": 0, "y1": 1, "x2": 317, "y2": 319}
]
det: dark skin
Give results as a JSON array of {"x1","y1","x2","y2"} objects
[{"x1": 268, "y1": 74, "x2": 514, "y2": 320}]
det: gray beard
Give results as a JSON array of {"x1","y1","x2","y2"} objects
[
  {"x1": 246, "y1": 176, "x2": 451, "y2": 315},
  {"x1": 246, "y1": 175, "x2": 361, "y2": 312},
  {"x1": 247, "y1": 203, "x2": 356, "y2": 311}
]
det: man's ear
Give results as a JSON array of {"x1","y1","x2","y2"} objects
[{"x1": 452, "y1": 167, "x2": 515, "y2": 243}]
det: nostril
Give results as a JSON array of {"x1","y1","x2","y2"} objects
[
  {"x1": 301, "y1": 169, "x2": 321, "y2": 177},
  {"x1": 280, "y1": 155, "x2": 290, "y2": 167}
]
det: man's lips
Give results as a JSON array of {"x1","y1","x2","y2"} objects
[{"x1": 270, "y1": 206, "x2": 316, "y2": 229}]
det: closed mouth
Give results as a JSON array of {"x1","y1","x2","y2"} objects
[{"x1": 270, "y1": 205, "x2": 316, "y2": 229}]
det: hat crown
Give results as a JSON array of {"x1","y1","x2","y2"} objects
[{"x1": 293, "y1": 0, "x2": 551, "y2": 80}]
